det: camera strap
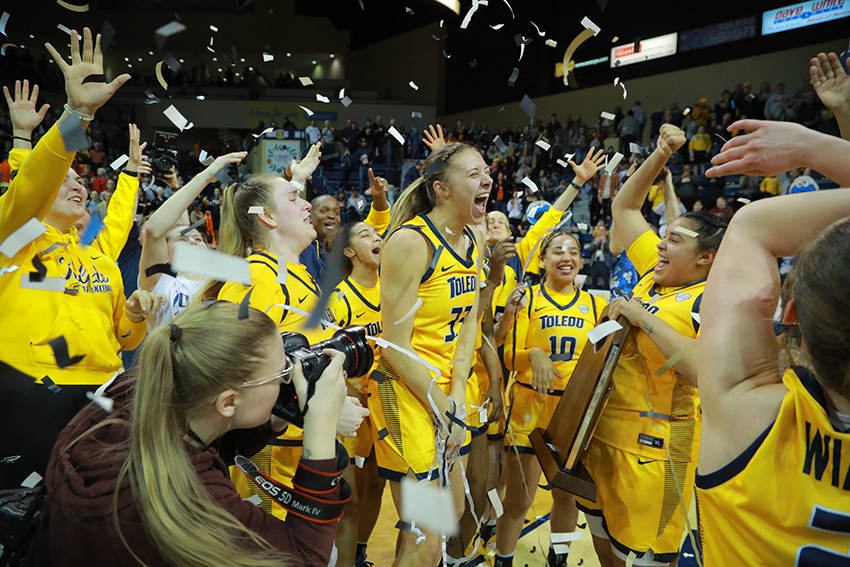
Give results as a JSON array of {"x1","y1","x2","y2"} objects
[{"x1": 235, "y1": 443, "x2": 351, "y2": 523}]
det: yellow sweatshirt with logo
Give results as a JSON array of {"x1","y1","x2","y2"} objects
[
  {"x1": 0, "y1": 122, "x2": 145, "y2": 386},
  {"x1": 9, "y1": 148, "x2": 137, "y2": 261}
]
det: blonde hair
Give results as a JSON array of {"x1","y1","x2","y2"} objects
[
  {"x1": 386, "y1": 143, "x2": 475, "y2": 235},
  {"x1": 121, "y1": 301, "x2": 287, "y2": 566},
  {"x1": 197, "y1": 175, "x2": 279, "y2": 301}
]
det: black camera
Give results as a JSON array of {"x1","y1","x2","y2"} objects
[
  {"x1": 272, "y1": 326, "x2": 374, "y2": 427},
  {"x1": 147, "y1": 131, "x2": 180, "y2": 178}
]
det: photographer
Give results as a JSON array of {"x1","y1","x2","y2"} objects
[{"x1": 27, "y1": 302, "x2": 349, "y2": 567}]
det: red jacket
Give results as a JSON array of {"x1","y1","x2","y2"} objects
[{"x1": 26, "y1": 377, "x2": 342, "y2": 567}]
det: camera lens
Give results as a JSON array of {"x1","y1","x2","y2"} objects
[{"x1": 312, "y1": 326, "x2": 374, "y2": 378}]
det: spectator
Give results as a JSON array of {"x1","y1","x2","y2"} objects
[
  {"x1": 630, "y1": 101, "x2": 647, "y2": 140},
  {"x1": 710, "y1": 196, "x2": 735, "y2": 220},
  {"x1": 689, "y1": 125, "x2": 712, "y2": 175},
  {"x1": 89, "y1": 140, "x2": 106, "y2": 167},
  {"x1": 321, "y1": 120, "x2": 335, "y2": 151},
  {"x1": 692, "y1": 98, "x2": 711, "y2": 128},
  {"x1": 617, "y1": 110, "x2": 639, "y2": 154},
  {"x1": 773, "y1": 97, "x2": 796, "y2": 122},
  {"x1": 95, "y1": 189, "x2": 112, "y2": 221},
  {"x1": 87, "y1": 189, "x2": 100, "y2": 213},
  {"x1": 714, "y1": 90, "x2": 734, "y2": 121},
  {"x1": 735, "y1": 82, "x2": 762, "y2": 119},
  {"x1": 353, "y1": 139, "x2": 372, "y2": 190},
  {"x1": 305, "y1": 120, "x2": 321, "y2": 146},
  {"x1": 764, "y1": 83, "x2": 790, "y2": 120}
]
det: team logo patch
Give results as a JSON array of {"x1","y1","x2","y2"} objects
[
  {"x1": 675, "y1": 292, "x2": 691, "y2": 302},
  {"x1": 578, "y1": 305, "x2": 589, "y2": 314}
]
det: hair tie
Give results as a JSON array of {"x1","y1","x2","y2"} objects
[{"x1": 169, "y1": 323, "x2": 182, "y2": 342}]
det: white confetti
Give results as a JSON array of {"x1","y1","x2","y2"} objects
[
  {"x1": 600, "y1": 111, "x2": 616, "y2": 121},
  {"x1": 336, "y1": 289, "x2": 349, "y2": 301},
  {"x1": 507, "y1": 67, "x2": 519, "y2": 86},
  {"x1": 0, "y1": 218, "x2": 47, "y2": 258},
  {"x1": 409, "y1": 80, "x2": 419, "y2": 91},
  {"x1": 581, "y1": 16, "x2": 601, "y2": 36},
  {"x1": 530, "y1": 21, "x2": 545, "y2": 37},
  {"x1": 155, "y1": 20, "x2": 187, "y2": 39},
  {"x1": 252, "y1": 127, "x2": 274, "y2": 139},
  {"x1": 460, "y1": 0, "x2": 480, "y2": 29},
  {"x1": 316, "y1": 93, "x2": 330, "y2": 103},
  {"x1": 299, "y1": 105, "x2": 314, "y2": 117},
  {"x1": 620, "y1": 83, "x2": 628, "y2": 99},
  {"x1": 411, "y1": 111, "x2": 423, "y2": 118},
  {"x1": 401, "y1": 477, "x2": 457, "y2": 535},
  {"x1": 388, "y1": 125, "x2": 405, "y2": 145},
  {"x1": 298, "y1": 76, "x2": 313, "y2": 86},
  {"x1": 172, "y1": 242, "x2": 251, "y2": 285},
  {"x1": 556, "y1": 159, "x2": 569, "y2": 168},
  {"x1": 355, "y1": 455, "x2": 366, "y2": 468},
  {"x1": 629, "y1": 143, "x2": 643, "y2": 155},
  {"x1": 109, "y1": 154, "x2": 129, "y2": 171},
  {"x1": 605, "y1": 152, "x2": 624, "y2": 174},
  {"x1": 535, "y1": 140, "x2": 551, "y2": 151},
  {"x1": 276, "y1": 259, "x2": 288, "y2": 285},
  {"x1": 395, "y1": 297, "x2": 423, "y2": 325},
  {"x1": 522, "y1": 177, "x2": 539, "y2": 193},
  {"x1": 0, "y1": 12, "x2": 9, "y2": 36},
  {"x1": 737, "y1": 197, "x2": 751, "y2": 205},
  {"x1": 490, "y1": 23, "x2": 505, "y2": 30},
  {"x1": 57, "y1": 23, "x2": 72, "y2": 35},
  {"x1": 86, "y1": 391, "x2": 114, "y2": 413},
  {"x1": 488, "y1": 488, "x2": 504, "y2": 518},
  {"x1": 20, "y1": 471, "x2": 42, "y2": 488},
  {"x1": 545, "y1": 39, "x2": 557, "y2": 48},
  {"x1": 341, "y1": 96, "x2": 353, "y2": 108},
  {"x1": 263, "y1": 52, "x2": 274, "y2": 62},
  {"x1": 0, "y1": 265, "x2": 20, "y2": 277},
  {"x1": 209, "y1": 25, "x2": 219, "y2": 32},
  {"x1": 586, "y1": 319, "x2": 623, "y2": 346},
  {"x1": 199, "y1": 149, "x2": 214, "y2": 166},
  {"x1": 247, "y1": 206, "x2": 264, "y2": 214},
  {"x1": 339, "y1": 88, "x2": 345, "y2": 99},
  {"x1": 163, "y1": 104, "x2": 190, "y2": 131}
]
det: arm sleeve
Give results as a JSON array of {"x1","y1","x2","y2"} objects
[
  {"x1": 625, "y1": 229, "x2": 662, "y2": 276},
  {"x1": 207, "y1": 457, "x2": 343, "y2": 567},
  {"x1": 517, "y1": 207, "x2": 563, "y2": 273},
  {"x1": 8, "y1": 148, "x2": 30, "y2": 171},
  {"x1": 112, "y1": 274, "x2": 147, "y2": 351},
  {"x1": 0, "y1": 124, "x2": 75, "y2": 244},
  {"x1": 364, "y1": 205, "x2": 390, "y2": 235},
  {"x1": 93, "y1": 172, "x2": 138, "y2": 261},
  {"x1": 503, "y1": 296, "x2": 532, "y2": 372}
]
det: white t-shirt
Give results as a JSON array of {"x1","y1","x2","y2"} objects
[
  {"x1": 146, "y1": 274, "x2": 205, "y2": 330},
  {"x1": 305, "y1": 126, "x2": 321, "y2": 145}
]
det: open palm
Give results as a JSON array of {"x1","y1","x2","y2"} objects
[
  {"x1": 3, "y1": 80, "x2": 49, "y2": 133},
  {"x1": 811, "y1": 52, "x2": 850, "y2": 112},
  {"x1": 44, "y1": 27, "x2": 130, "y2": 116}
]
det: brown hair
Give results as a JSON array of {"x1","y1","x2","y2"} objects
[
  {"x1": 792, "y1": 218, "x2": 850, "y2": 397},
  {"x1": 197, "y1": 175, "x2": 279, "y2": 301},
  {"x1": 386, "y1": 143, "x2": 476, "y2": 235},
  {"x1": 538, "y1": 230, "x2": 582, "y2": 284}
]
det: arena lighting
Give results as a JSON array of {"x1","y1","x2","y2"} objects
[
  {"x1": 148, "y1": 51, "x2": 153, "y2": 55},
  {"x1": 137, "y1": 57, "x2": 142, "y2": 62},
  {"x1": 212, "y1": 57, "x2": 217, "y2": 61},
  {"x1": 330, "y1": 54, "x2": 335, "y2": 58},
  {"x1": 312, "y1": 60, "x2": 317, "y2": 64},
  {"x1": 196, "y1": 95, "x2": 205, "y2": 100},
  {"x1": 287, "y1": 52, "x2": 292, "y2": 57}
]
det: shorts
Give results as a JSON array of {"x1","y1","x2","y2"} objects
[
  {"x1": 230, "y1": 426, "x2": 302, "y2": 521},
  {"x1": 368, "y1": 358, "x2": 471, "y2": 482},
  {"x1": 504, "y1": 381, "x2": 560, "y2": 454},
  {"x1": 575, "y1": 439, "x2": 696, "y2": 564}
]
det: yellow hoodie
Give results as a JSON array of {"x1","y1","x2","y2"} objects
[
  {"x1": 0, "y1": 122, "x2": 146, "y2": 386},
  {"x1": 9, "y1": 148, "x2": 137, "y2": 261}
]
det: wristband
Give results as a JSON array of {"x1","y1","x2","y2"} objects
[
  {"x1": 290, "y1": 179, "x2": 305, "y2": 191},
  {"x1": 63, "y1": 103, "x2": 95, "y2": 121},
  {"x1": 13, "y1": 136, "x2": 31, "y2": 143},
  {"x1": 569, "y1": 180, "x2": 583, "y2": 191},
  {"x1": 122, "y1": 170, "x2": 138, "y2": 177}
]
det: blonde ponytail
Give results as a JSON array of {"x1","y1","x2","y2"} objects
[
  {"x1": 122, "y1": 302, "x2": 289, "y2": 567},
  {"x1": 386, "y1": 142, "x2": 475, "y2": 235},
  {"x1": 197, "y1": 175, "x2": 279, "y2": 301}
]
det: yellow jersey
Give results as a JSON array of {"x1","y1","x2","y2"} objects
[
  {"x1": 504, "y1": 283, "x2": 605, "y2": 391},
  {"x1": 379, "y1": 214, "x2": 480, "y2": 385},
  {"x1": 327, "y1": 274, "x2": 382, "y2": 391},
  {"x1": 697, "y1": 366, "x2": 850, "y2": 567},
  {"x1": 219, "y1": 250, "x2": 335, "y2": 344},
  {"x1": 592, "y1": 230, "x2": 703, "y2": 462}
]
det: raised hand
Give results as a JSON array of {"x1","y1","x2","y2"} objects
[
  {"x1": 568, "y1": 146, "x2": 607, "y2": 185},
  {"x1": 126, "y1": 123, "x2": 148, "y2": 173},
  {"x1": 810, "y1": 52, "x2": 850, "y2": 113},
  {"x1": 365, "y1": 167, "x2": 389, "y2": 197},
  {"x1": 125, "y1": 290, "x2": 166, "y2": 322},
  {"x1": 423, "y1": 124, "x2": 447, "y2": 152},
  {"x1": 203, "y1": 151, "x2": 247, "y2": 182},
  {"x1": 3, "y1": 80, "x2": 50, "y2": 135},
  {"x1": 656, "y1": 124, "x2": 686, "y2": 157},
  {"x1": 290, "y1": 142, "x2": 322, "y2": 185},
  {"x1": 44, "y1": 28, "x2": 131, "y2": 117},
  {"x1": 706, "y1": 119, "x2": 813, "y2": 178}
]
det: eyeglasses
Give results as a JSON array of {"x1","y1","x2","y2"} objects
[{"x1": 240, "y1": 358, "x2": 294, "y2": 388}]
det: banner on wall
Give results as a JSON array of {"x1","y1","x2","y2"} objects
[
  {"x1": 762, "y1": 0, "x2": 849, "y2": 35},
  {"x1": 261, "y1": 140, "x2": 304, "y2": 175},
  {"x1": 679, "y1": 16, "x2": 758, "y2": 52},
  {"x1": 245, "y1": 102, "x2": 338, "y2": 129},
  {"x1": 610, "y1": 33, "x2": 678, "y2": 68}
]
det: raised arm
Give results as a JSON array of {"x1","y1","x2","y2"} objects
[
  {"x1": 810, "y1": 52, "x2": 850, "y2": 140},
  {"x1": 0, "y1": 28, "x2": 129, "y2": 245},
  {"x1": 661, "y1": 168, "x2": 681, "y2": 228},
  {"x1": 4, "y1": 79, "x2": 49, "y2": 152},
  {"x1": 612, "y1": 124, "x2": 686, "y2": 251},
  {"x1": 707, "y1": 119, "x2": 850, "y2": 186},
  {"x1": 699, "y1": 189, "x2": 850, "y2": 470},
  {"x1": 139, "y1": 152, "x2": 246, "y2": 290},
  {"x1": 363, "y1": 167, "x2": 391, "y2": 233}
]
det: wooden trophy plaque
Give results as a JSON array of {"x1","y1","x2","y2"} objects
[{"x1": 529, "y1": 310, "x2": 632, "y2": 502}]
